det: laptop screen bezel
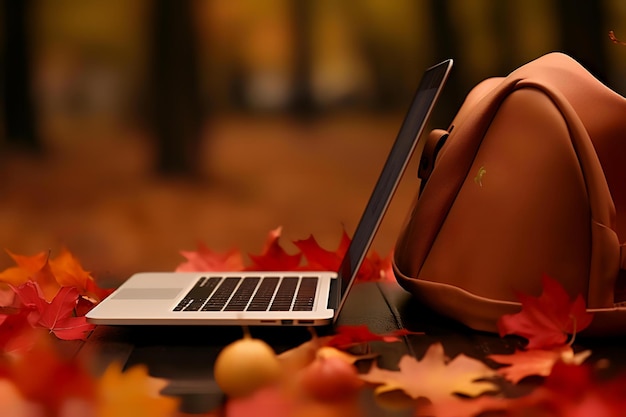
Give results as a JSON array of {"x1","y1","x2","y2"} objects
[{"x1": 332, "y1": 59, "x2": 453, "y2": 321}]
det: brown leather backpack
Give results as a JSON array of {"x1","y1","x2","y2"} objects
[{"x1": 393, "y1": 52, "x2": 626, "y2": 336}]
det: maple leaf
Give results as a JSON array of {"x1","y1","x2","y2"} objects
[
  {"x1": 0, "y1": 250, "x2": 60, "y2": 300},
  {"x1": 49, "y1": 247, "x2": 111, "y2": 303},
  {"x1": 0, "y1": 311, "x2": 42, "y2": 354},
  {"x1": 421, "y1": 395, "x2": 514, "y2": 417},
  {"x1": 13, "y1": 281, "x2": 95, "y2": 340},
  {"x1": 360, "y1": 343, "x2": 498, "y2": 403},
  {"x1": 97, "y1": 362, "x2": 180, "y2": 417},
  {"x1": 0, "y1": 249, "x2": 109, "y2": 304},
  {"x1": 176, "y1": 242, "x2": 245, "y2": 272},
  {"x1": 0, "y1": 250, "x2": 48, "y2": 286},
  {"x1": 294, "y1": 230, "x2": 394, "y2": 282},
  {"x1": 0, "y1": 283, "x2": 16, "y2": 307},
  {"x1": 0, "y1": 333, "x2": 96, "y2": 414},
  {"x1": 521, "y1": 361, "x2": 626, "y2": 417},
  {"x1": 488, "y1": 345, "x2": 592, "y2": 384},
  {"x1": 278, "y1": 334, "x2": 335, "y2": 372},
  {"x1": 497, "y1": 274, "x2": 594, "y2": 349},
  {"x1": 293, "y1": 231, "x2": 350, "y2": 271},
  {"x1": 325, "y1": 324, "x2": 420, "y2": 348},
  {"x1": 248, "y1": 227, "x2": 302, "y2": 271}
]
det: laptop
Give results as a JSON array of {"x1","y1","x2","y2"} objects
[{"x1": 86, "y1": 59, "x2": 452, "y2": 327}]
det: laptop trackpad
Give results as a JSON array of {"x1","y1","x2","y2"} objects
[{"x1": 112, "y1": 288, "x2": 183, "y2": 300}]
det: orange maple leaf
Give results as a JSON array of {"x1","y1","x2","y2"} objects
[
  {"x1": 49, "y1": 247, "x2": 110, "y2": 302},
  {"x1": 0, "y1": 249, "x2": 109, "y2": 303},
  {"x1": 497, "y1": 274, "x2": 594, "y2": 350},
  {"x1": 97, "y1": 362, "x2": 179, "y2": 417},
  {"x1": 0, "y1": 250, "x2": 49, "y2": 286},
  {"x1": 360, "y1": 343, "x2": 498, "y2": 403},
  {"x1": 488, "y1": 345, "x2": 591, "y2": 384}
]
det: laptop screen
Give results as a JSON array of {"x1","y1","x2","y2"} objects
[{"x1": 334, "y1": 59, "x2": 453, "y2": 318}]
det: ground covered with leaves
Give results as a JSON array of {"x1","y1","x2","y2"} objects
[{"x1": 0, "y1": 227, "x2": 624, "y2": 416}]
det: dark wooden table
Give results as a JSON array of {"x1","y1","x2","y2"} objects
[{"x1": 75, "y1": 281, "x2": 626, "y2": 415}]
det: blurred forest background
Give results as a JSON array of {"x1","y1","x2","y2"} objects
[{"x1": 1, "y1": 0, "x2": 626, "y2": 283}]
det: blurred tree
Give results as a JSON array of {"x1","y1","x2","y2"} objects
[
  {"x1": 147, "y1": 0, "x2": 204, "y2": 177},
  {"x1": 557, "y1": 0, "x2": 608, "y2": 81},
  {"x1": 1, "y1": 0, "x2": 40, "y2": 151},
  {"x1": 290, "y1": 0, "x2": 315, "y2": 116}
]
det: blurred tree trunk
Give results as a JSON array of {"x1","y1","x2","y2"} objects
[
  {"x1": 1, "y1": 0, "x2": 40, "y2": 152},
  {"x1": 427, "y1": 0, "x2": 465, "y2": 128},
  {"x1": 148, "y1": 0, "x2": 204, "y2": 177},
  {"x1": 290, "y1": 0, "x2": 315, "y2": 117},
  {"x1": 557, "y1": 0, "x2": 607, "y2": 80}
]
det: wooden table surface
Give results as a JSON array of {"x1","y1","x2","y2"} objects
[{"x1": 75, "y1": 281, "x2": 626, "y2": 415}]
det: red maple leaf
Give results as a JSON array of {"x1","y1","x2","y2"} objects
[
  {"x1": 176, "y1": 242, "x2": 245, "y2": 272},
  {"x1": 248, "y1": 227, "x2": 302, "y2": 271},
  {"x1": 293, "y1": 230, "x2": 350, "y2": 271},
  {"x1": 13, "y1": 281, "x2": 95, "y2": 340},
  {"x1": 0, "y1": 310, "x2": 40, "y2": 354},
  {"x1": 0, "y1": 333, "x2": 96, "y2": 414},
  {"x1": 325, "y1": 324, "x2": 419, "y2": 348},
  {"x1": 526, "y1": 361, "x2": 626, "y2": 417},
  {"x1": 294, "y1": 230, "x2": 394, "y2": 282},
  {"x1": 497, "y1": 274, "x2": 594, "y2": 349}
]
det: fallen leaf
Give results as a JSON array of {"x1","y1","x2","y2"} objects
[
  {"x1": 49, "y1": 247, "x2": 111, "y2": 302},
  {"x1": 0, "y1": 283, "x2": 16, "y2": 307},
  {"x1": 176, "y1": 242, "x2": 245, "y2": 272},
  {"x1": 0, "y1": 311, "x2": 42, "y2": 354},
  {"x1": 97, "y1": 362, "x2": 179, "y2": 417},
  {"x1": 527, "y1": 361, "x2": 626, "y2": 417},
  {"x1": 488, "y1": 345, "x2": 592, "y2": 384},
  {"x1": 421, "y1": 395, "x2": 513, "y2": 417},
  {"x1": 0, "y1": 249, "x2": 110, "y2": 304},
  {"x1": 0, "y1": 333, "x2": 96, "y2": 414},
  {"x1": 497, "y1": 274, "x2": 594, "y2": 349},
  {"x1": 278, "y1": 335, "x2": 334, "y2": 372},
  {"x1": 360, "y1": 343, "x2": 498, "y2": 403},
  {"x1": 326, "y1": 324, "x2": 420, "y2": 348},
  {"x1": 248, "y1": 227, "x2": 302, "y2": 271},
  {"x1": 13, "y1": 281, "x2": 95, "y2": 340},
  {"x1": 293, "y1": 232, "x2": 349, "y2": 272},
  {"x1": 0, "y1": 250, "x2": 48, "y2": 286}
]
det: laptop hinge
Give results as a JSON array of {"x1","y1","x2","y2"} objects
[{"x1": 327, "y1": 278, "x2": 340, "y2": 310}]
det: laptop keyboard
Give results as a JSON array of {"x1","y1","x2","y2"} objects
[{"x1": 173, "y1": 275, "x2": 319, "y2": 312}]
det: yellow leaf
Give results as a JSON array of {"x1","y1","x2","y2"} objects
[
  {"x1": 97, "y1": 362, "x2": 179, "y2": 417},
  {"x1": 360, "y1": 343, "x2": 498, "y2": 403}
]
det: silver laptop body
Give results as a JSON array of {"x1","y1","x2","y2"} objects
[{"x1": 86, "y1": 59, "x2": 453, "y2": 326}]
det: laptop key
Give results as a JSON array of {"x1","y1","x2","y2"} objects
[
  {"x1": 174, "y1": 276, "x2": 221, "y2": 311},
  {"x1": 293, "y1": 276, "x2": 318, "y2": 311},
  {"x1": 224, "y1": 277, "x2": 261, "y2": 311},
  {"x1": 269, "y1": 277, "x2": 298, "y2": 311},
  {"x1": 201, "y1": 277, "x2": 241, "y2": 311},
  {"x1": 247, "y1": 277, "x2": 280, "y2": 311}
]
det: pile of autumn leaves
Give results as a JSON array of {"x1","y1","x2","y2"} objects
[{"x1": 0, "y1": 227, "x2": 624, "y2": 416}]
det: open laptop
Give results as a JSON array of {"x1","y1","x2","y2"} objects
[{"x1": 86, "y1": 59, "x2": 452, "y2": 327}]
